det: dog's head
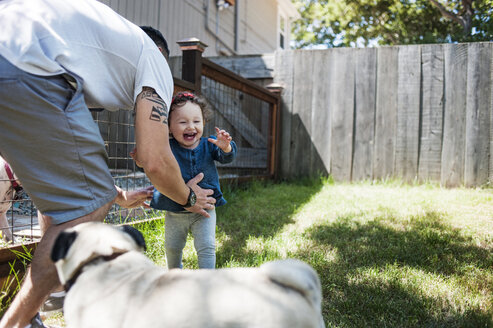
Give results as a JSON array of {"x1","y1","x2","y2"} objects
[{"x1": 51, "y1": 222, "x2": 146, "y2": 286}]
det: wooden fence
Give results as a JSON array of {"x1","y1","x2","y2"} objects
[{"x1": 275, "y1": 42, "x2": 493, "y2": 187}]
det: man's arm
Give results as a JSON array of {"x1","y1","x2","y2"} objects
[{"x1": 133, "y1": 87, "x2": 215, "y2": 217}]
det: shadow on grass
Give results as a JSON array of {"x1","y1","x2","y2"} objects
[
  {"x1": 215, "y1": 178, "x2": 325, "y2": 266},
  {"x1": 140, "y1": 181, "x2": 492, "y2": 327},
  {"x1": 304, "y1": 211, "x2": 493, "y2": 327}
]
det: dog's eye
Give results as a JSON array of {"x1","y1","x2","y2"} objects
[
  {"x1": 51, "y1": 231, "x2": 78, "y2": 262},
  {"x1": 121, "y1": 225, "x2": 146, "y2": 251}
]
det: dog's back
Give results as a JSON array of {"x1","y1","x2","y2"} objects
[
  {"x1": 64, "y1": 254, "x2": 325, "y2": 328},
  {"x1": 260, "y1": 259, "x2": 324, "y2": 327},
  {"x1": 54, "y1": 223, "x2": 326, "y2": 328}
]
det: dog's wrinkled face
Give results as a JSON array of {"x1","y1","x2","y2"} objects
[{"x1": 51, "y1": 222, "x2": 146, "y2": 285}]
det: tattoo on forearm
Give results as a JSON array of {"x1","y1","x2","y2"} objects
[
  {"x1": 140, "y1": 87, "x2": 168, "y2": 124},
  {"x1": 149, "y1": 99, "x2": 168, "y2": 125}
]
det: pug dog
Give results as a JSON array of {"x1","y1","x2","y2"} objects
[{"x1": 51, "y1": 222, "x2": 325, "y2": 328}]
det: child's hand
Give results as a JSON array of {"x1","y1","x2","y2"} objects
[{"x1": 208, "y1": 127, "x2": 232, "y2": 152}]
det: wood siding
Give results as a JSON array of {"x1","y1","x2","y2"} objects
[
  {"x1": 275, "y1": 43, "x2": 493, "y2": 187},
  {"x1": 99, "y1": 0, "x2": 284, "y2": 57}
]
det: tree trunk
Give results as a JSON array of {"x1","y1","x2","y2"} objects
[{"x1": 428, "y1": 0, "x2": 474, "y2": 36}]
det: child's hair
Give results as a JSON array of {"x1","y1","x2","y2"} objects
[{"x1": 170, "y1": 92, "x2": 213, "y2": 123}]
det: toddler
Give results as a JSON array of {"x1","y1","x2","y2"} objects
[{"x1": 151, "y1": 92, "x2": 237, "y2": 269}]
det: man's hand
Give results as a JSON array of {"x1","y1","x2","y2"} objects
[
  {"x1": 114, "y1": 185, "x2": 153, "y2": 208},
  {"x1": 185, "y1": 173, "x2": 216, "y2": 218},
  {"x1": 208, "y1": 127, "x2": 233, "y2": 153},
  {"x1": 130, "y1": 148, "x2": 143, "y2": 167}
]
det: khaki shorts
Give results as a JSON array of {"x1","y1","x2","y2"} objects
[{"x1": 0, "y1": 55, "x2": 117, "y2": 224}]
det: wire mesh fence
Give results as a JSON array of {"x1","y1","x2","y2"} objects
[
  {"x1": 0, "y1": 186, "x2": 38, "y2": 244},
  {"x1": 201, "y1": 76, "x2": 272, "y2": 179},
  {"x1": 1, "y1": 79, "x2": 274, "y2": 246},
  {"x1": 90, "y1": 109, "x2": 154, "y2": 225},
  {"x1": 0, "y1": 109, "x2": 154, "y2": 247}
]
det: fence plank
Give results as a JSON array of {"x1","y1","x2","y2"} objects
[
  {"x1": 441, "y1": 44, "x2": 468, "y2": 187},
  {"x1": 353, "y1": 48, "x2": 377, "y2": 181},
  {"x1": 491, "y1": 44, "x2": 493, "y2": 184},
  {"x1": 311, "y1": 50, "x2": 332, "y2": 175},
  {"x1": 396, "y1": 45, "x2": 421, "y2": 182},
  {"x1": 275, "y1": 50, "x2": 295, "y2": 177},
  {"x1": 308, "y1": 51, "x2": 326, "y2": 175},
  {"x1": 419, "y1": 44, "x2": 444, "y2": 181},
  {"x1": 291, "y1": 50, "x2": 314, "y2": 177},
  {"x1": 330, "y1": 48, "x2": 355, "y2": 181},
  {"x1": 374, "y1": 47, "x2": 398, "y2": 180},
  {"x1": 464, "y1": 43, "x2": 492, "y2": 187}
]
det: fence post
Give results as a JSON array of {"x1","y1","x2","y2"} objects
[
  {"x1": 177, "y1": 38, "x2": 208, "y2": 93},
  {"x1": 266, "y1": 83, "x2": 283, "y2": 180}
]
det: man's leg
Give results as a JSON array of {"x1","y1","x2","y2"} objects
[
  {"x1": 0, "y1": 200, "x2": 113, "y2": 328},
  {"x1": 38, "y1": 211, "x2": 49, "y2": 236},
  {"x1": 38, "y1": 211, "x2": 65, "y2": 315},
  {"x1": 0, "y1": 55, "x2": 117, "y2": 327}
]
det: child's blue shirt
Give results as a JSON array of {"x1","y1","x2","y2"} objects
[{"x1": 150, "y1": 136, "x2": 237, "y2": 212}]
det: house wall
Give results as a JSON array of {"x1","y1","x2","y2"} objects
[
  {"x1": 99, "y1": 0, "x2": 289, "y2": 57},
  {"x1": 99, "y1": 0, "x2": 160, "y2": 26},
  {"x1": 242, "y1": 0, "x2": 277, "y2": 54}
]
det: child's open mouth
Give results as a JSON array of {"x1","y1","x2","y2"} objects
[{"x1": 183, "y1": 133, "x2": 196, "y2": 142}]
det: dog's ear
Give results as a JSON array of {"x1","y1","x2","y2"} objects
[
  {"x1": 51, "y1": 231, "x2": 78, "y2": 263},
  {"x1": 120, "y1": 225, "x2": 146, "y2": 251}
]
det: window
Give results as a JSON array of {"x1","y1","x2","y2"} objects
[
  {"x1": 279, "y1": 16, "x2": 286, "y2": 49},
  {"x1": 217, "y1": 0, "x2": 234, "y2": 9}
]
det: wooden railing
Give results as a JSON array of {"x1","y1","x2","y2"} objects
[{"x1": 176, "y1": 38, "x2": 281, "y2": 179}]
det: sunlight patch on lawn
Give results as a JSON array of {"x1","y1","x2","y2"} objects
[
  {"x1": 350, "y1": 264, "x2": 492, "y2": 315},
  {"x1": 289, "y1": 182, "x2": 492, "y2": 242},
  {"x1": 241, "y1": 232, "x2": 339, "y2": 265}
]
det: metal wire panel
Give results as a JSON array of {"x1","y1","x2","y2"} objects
[
  {"x1": 91, "y1": 109, "x2": 152, "y2": 224},
  {"x1": 2, "y1": 75, "x2": 275, "y2": 246},
  {"x1": 1, "y1": 187, "x2": 37, "y2": 244},
  {"x1": 201, "y1": 76, "x2": 271, "y2": 178}
]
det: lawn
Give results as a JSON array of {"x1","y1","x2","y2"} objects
[
  {"x1": 42, "y1": 178, "x2": 493, "y2": 327},
  {"x1": 139, "y1": 178, "x2": 493, "y2": 327}
]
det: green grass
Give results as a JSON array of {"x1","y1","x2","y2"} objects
[
  {"x1": 136, "y1": 178, "x2": 493, "y2": 328},
  {"x1": 0, "y1": 246, "x2": 33, "y2": 318}
]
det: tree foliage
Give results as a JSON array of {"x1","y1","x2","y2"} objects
[{"x1": 291, "y1": 0, "x2": 493, "y2": 48}]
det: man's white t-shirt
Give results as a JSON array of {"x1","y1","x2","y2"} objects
[{"x1": 0, "y1": 0, "x2": 173, "y2": 111}]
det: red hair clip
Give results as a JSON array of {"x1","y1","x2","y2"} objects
[{"x1": 171, "y1": 92, "x2": 196, "y2": 105}]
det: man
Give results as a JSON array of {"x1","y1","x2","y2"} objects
[
  {"x1": 140, "y1": 26, "x2": 170, "y2": 61},
  {"x1": 0, "y1": 1, "x2": 216, "y2": 327},
  {"x1": 39, "y1": 25, "x2": 170, "y2": 316}
]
